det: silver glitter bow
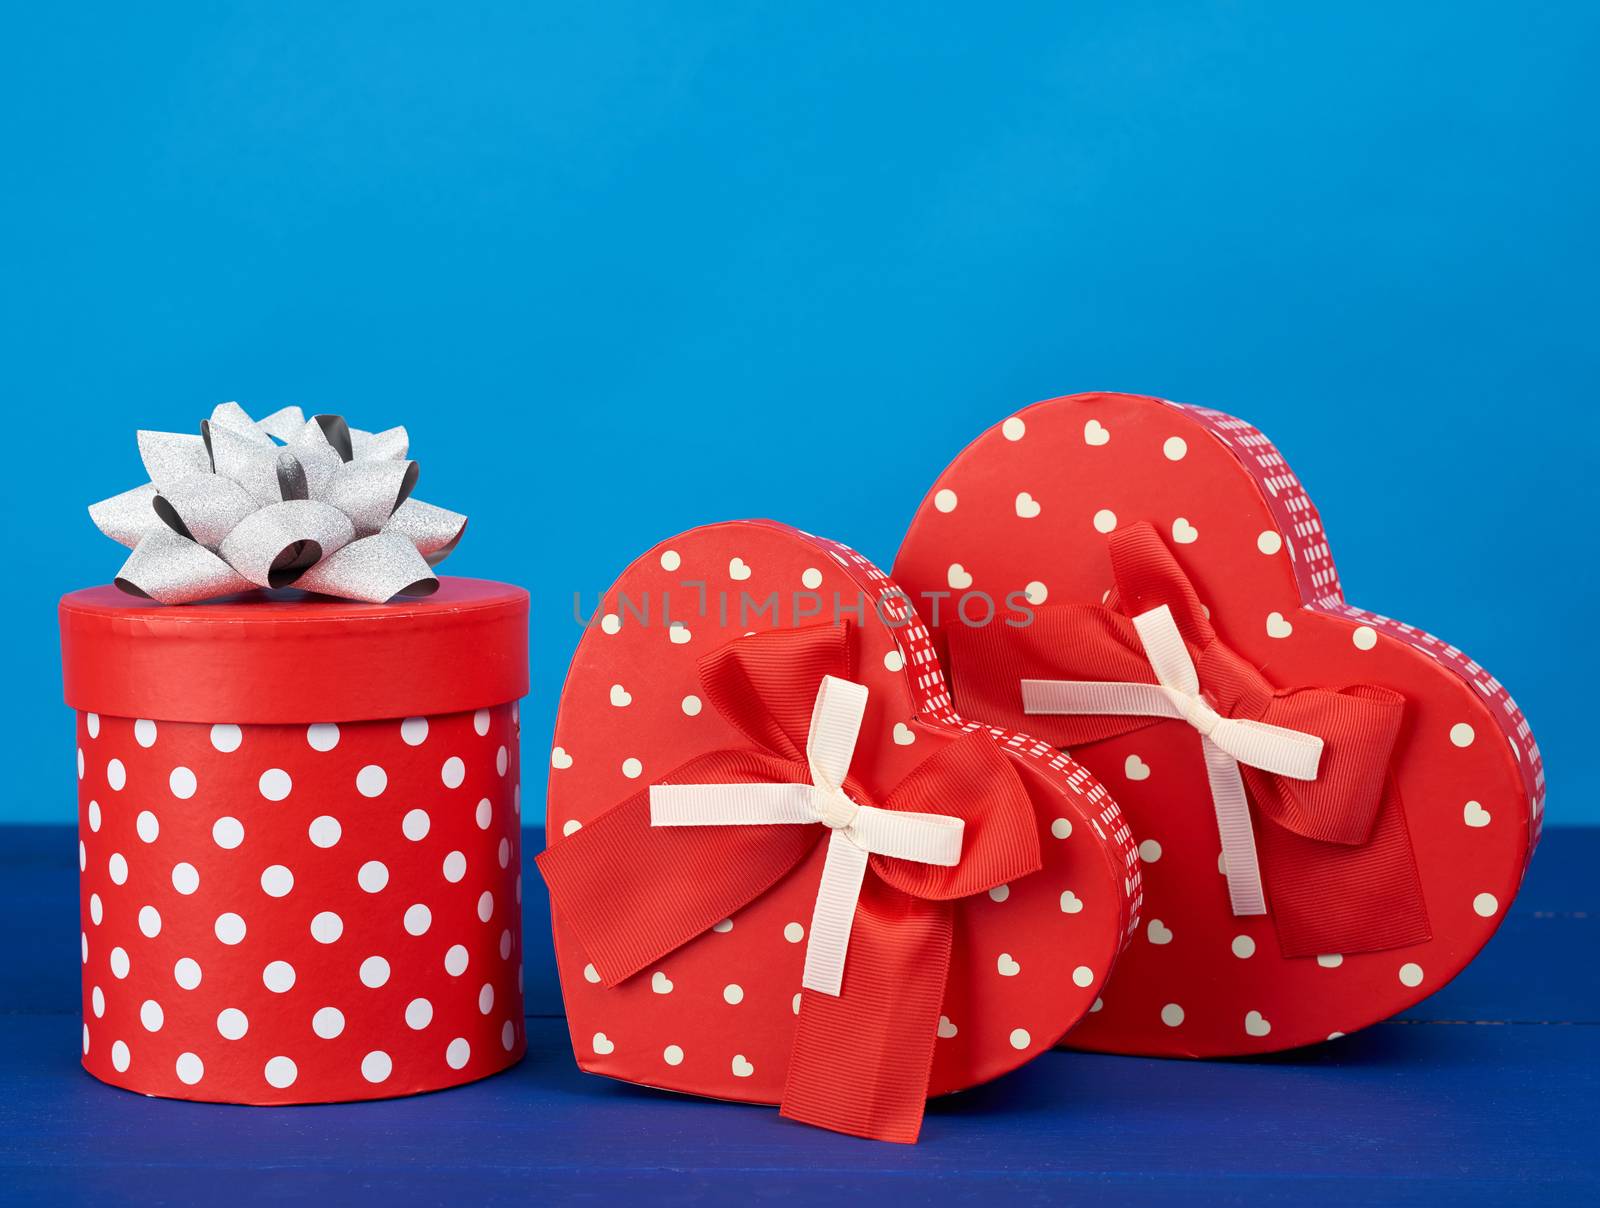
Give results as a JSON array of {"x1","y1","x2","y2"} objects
[{"x1": 89, "y1": 402, "x2": 467, "y2": 604}]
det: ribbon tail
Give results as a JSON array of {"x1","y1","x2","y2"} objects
[
  {"x1": 1203, "y1": 738, "x2": 1267, "y2": 916},
  {"x1": 1256, "y1": 773, "x2": 1432, "y2": 957},
  {"x1": 801, "y1": 830, "x2": 869, "y2": 996},
  {"x1": 781, "y1": 877, "x2": 952, "y2": 1144},
  {"x1": 537, "y1": 751, "x2": 820, "y2": 986}
]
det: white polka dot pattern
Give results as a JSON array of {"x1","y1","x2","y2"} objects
[
  {"x1": 893, "y1": 390, "x2": 1540, "y2": 1057},
  {"x1": 545, "y1": 519, "x2": 1133, "y2": 1113},
  {"x1": 1170, "y1": 399, "x2": 1544, "y2": 845},
  {"x1": 76, "y1": 705, "x2": 523, "y2": 1103}
]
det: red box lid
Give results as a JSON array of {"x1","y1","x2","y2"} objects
[{"x1": 60, "y1": 577, "x2": 528, "y2": 724}]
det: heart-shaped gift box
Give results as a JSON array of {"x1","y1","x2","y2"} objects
[
  {"x1": 893, "y1": 393, "x2": 1541, "y2": 1056},
  {"x1": 537, "y1": 520, "x2": 1137, "y2": 1140}
]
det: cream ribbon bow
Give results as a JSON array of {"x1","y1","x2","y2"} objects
[
  {"x1": 649, "y1": 675, "x2": 964, "y2": 996},
  {"x1": 1021, "y1": 604, "x2": 1323, "y2": 916}
]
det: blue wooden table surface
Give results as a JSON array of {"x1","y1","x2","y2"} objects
[{"x1": 3, "y1": 824, "x2": 1595, "y2": 1206}]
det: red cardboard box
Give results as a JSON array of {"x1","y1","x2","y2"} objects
[
  {"x1": 894, "y1": 393, "x2": 1541, "y2": 1056},
  {"x1": 537, "y1": 520, "x2": 1137, "y2": 1141},
  {"x1": 60, "y1": 579, "x2": 529, "y2": 1102}
]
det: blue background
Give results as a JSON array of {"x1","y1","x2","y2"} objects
[{"x1": 5, "y1": 3, "x2": 1595, "y2": 822}]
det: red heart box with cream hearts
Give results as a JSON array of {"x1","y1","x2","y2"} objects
[
  {"x1": 537, "y1": 519, "x2": 1137, "y2": 1141},
  {"x1": 893, "y1": 394, "x2": 1541, "y2": 1057}
]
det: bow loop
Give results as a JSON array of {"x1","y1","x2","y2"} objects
[
  {"x1": 1107, "y1": 522, "x2": 1215, "y2": 646},
  {"x1": 1191, "y1": 638, "x2": 1275, "y2": 719},
  {"x1": 353, "y1": 424, "x2": 410, "y2": 461},
  {"x1": 384, "y1": 498, "x2": 469, "y2": 565},
  {"x1": 873, "y1": 731, "x2": 1041, "y2": 901},
  {"x1": 255, "y1": 405, "x2": 306, "y2": 441},
  {"x1": 205, "y1": 421, "x2": 285, "y2": 505},
  {"x1": 136, "y1": 429, "x2": 209, "y2": 489},
  {"x1": 699, "y1": 624, "x2": 852, "y2": 761},
  {"x1": 207, "y1": 400, "x2": 277, "y2": 444},
  {"x1": 1247, "y1": 684, "x2": 1406, "y2": 846}
]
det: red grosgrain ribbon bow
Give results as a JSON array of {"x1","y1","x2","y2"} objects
[
  {"x1": 536, "y1": 623, "x2": 1041, "y2": 1143},
  {"x1": 943, "y1": 522, "x2": 1429, "y2": 959}
]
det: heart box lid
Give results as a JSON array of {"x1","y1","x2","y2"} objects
[
  {"x1": 893, "y1": 391, "x2": 1541, "y2": 1056},
  {"x1": 540, "y1": 519, "x2": 1138, "y2": 1141}
]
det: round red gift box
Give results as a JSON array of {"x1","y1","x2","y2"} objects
[{"x1": 59, "y1": 578, "x2": 529, "y2": 1104}]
